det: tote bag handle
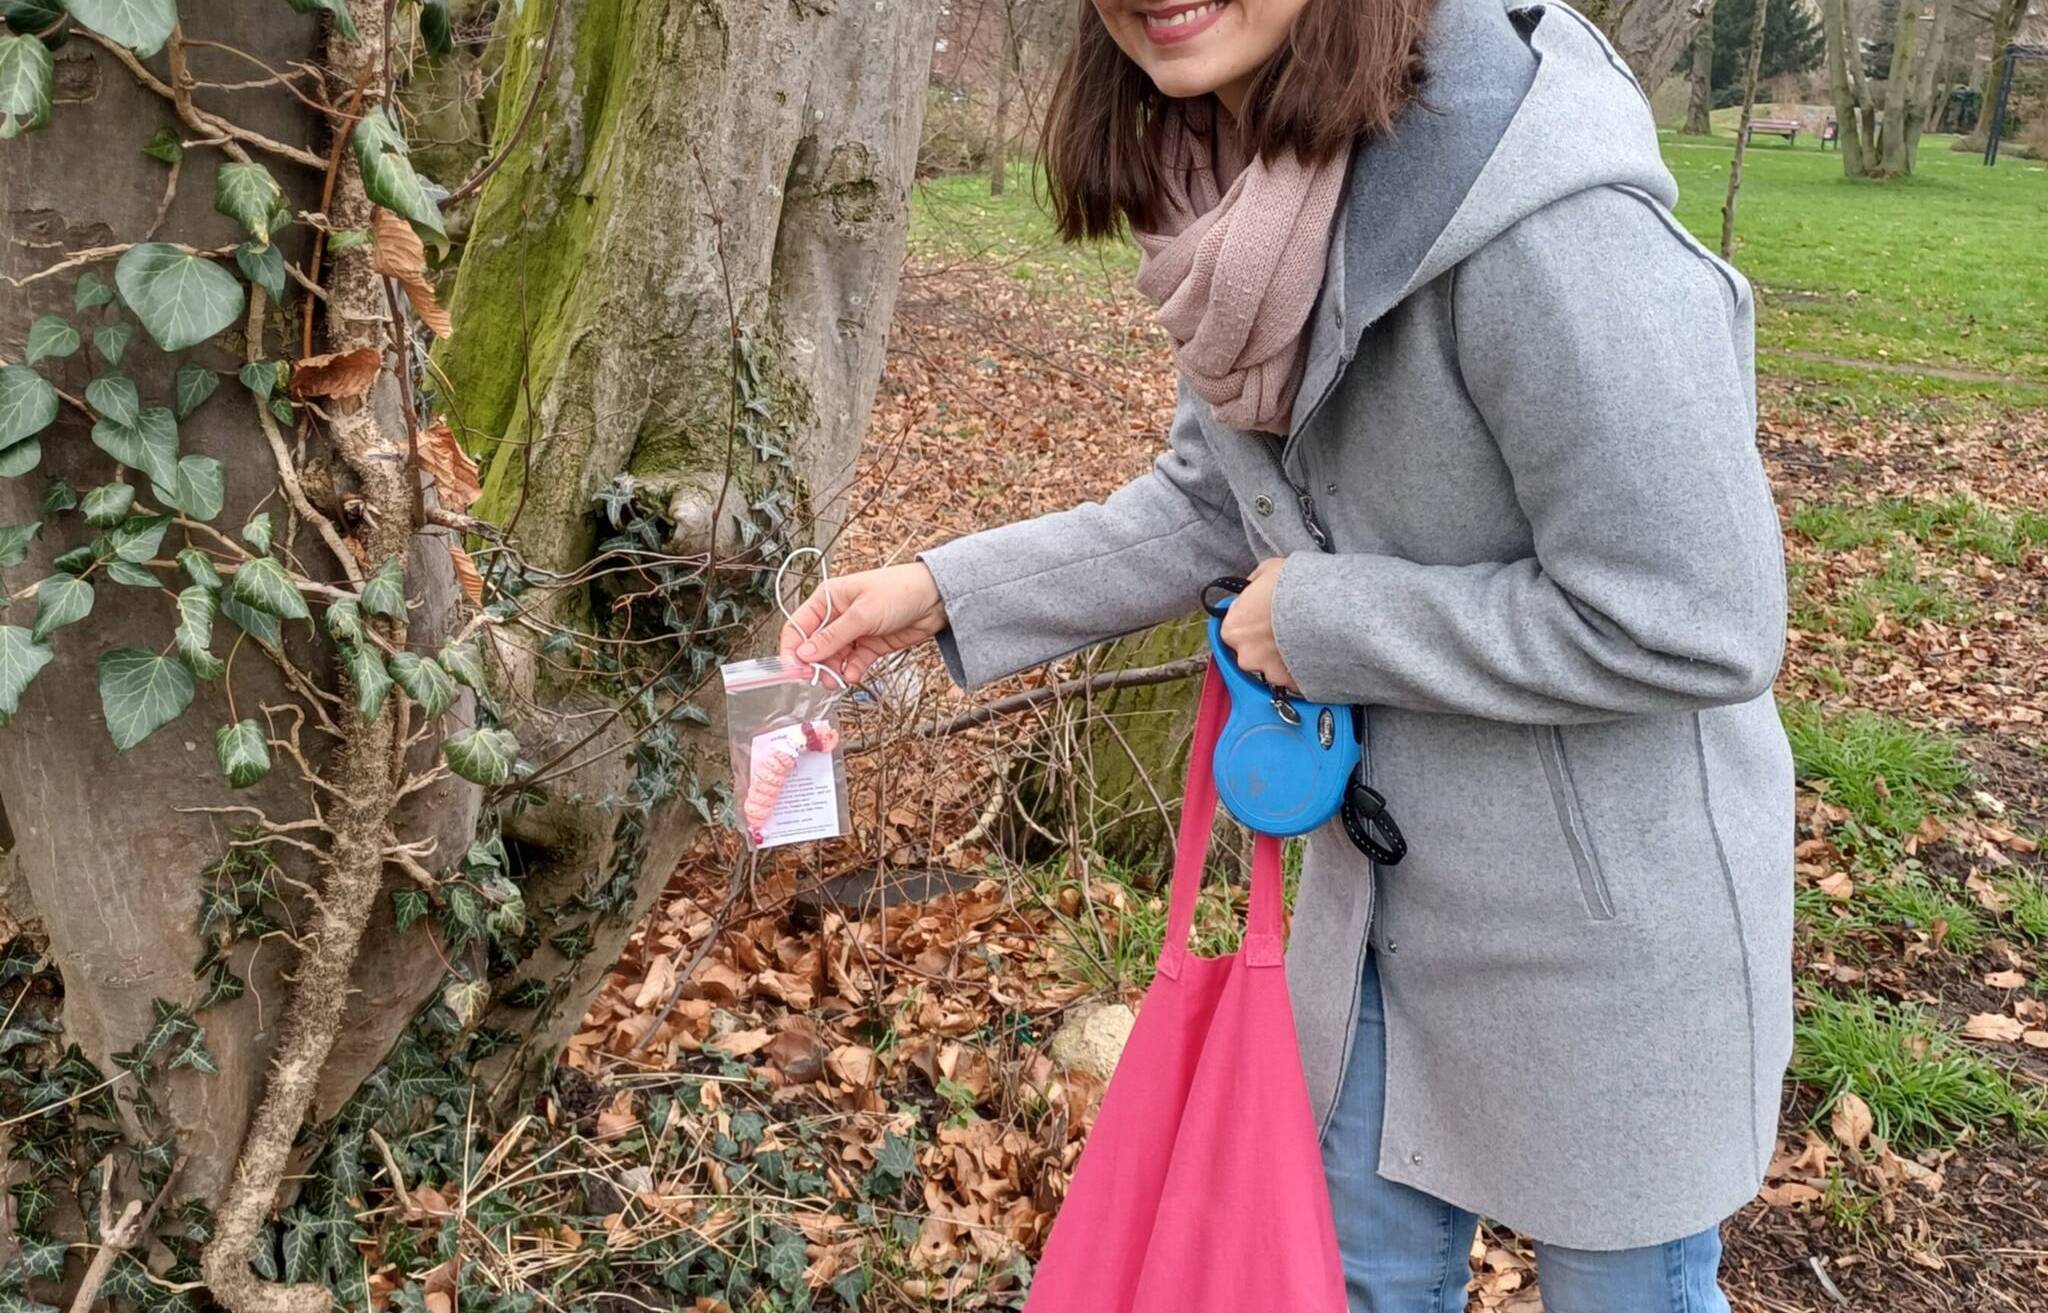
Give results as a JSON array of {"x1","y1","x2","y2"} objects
[{"x1": 1158, "y1": 660, "x2": 1287, "y2": 979}]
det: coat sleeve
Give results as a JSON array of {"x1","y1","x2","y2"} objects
[
  {"x1": 919, "y1": 385, "x2": 1256, "y2": 690},
  {"x1": 1268, "y1": 187, "x2": 1787, "y2": 723}
]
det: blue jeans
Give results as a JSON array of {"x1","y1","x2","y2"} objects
[{"x1": 1321, "y1": 952, "x2": 1732, "y2": 1313}]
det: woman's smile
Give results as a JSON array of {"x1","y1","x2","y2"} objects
[{"x1": 1141, "y1": 0, "x2": 1232, "y2": 46}]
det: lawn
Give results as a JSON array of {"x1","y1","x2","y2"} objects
[
  {"x1": 1663, "y1": 131, "x2": 2048, "y2": 408},
  {"x1": 917, "y1": 137, "x2": 2048, "y2": 414}
]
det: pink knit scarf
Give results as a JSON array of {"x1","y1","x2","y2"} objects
[{"x1": 1133, "y1": 106, "x2": 1350, "y2": 435}]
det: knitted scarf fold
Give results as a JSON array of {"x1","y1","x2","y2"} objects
[{"x1": 1133, "y1": 105, "x2": 1350, "y2": 435}]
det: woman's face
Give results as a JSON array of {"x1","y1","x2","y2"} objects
[{"x1": 1092, "y1": 0, "x2": 1311, "y2": 109}]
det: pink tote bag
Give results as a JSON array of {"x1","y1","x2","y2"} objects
[{"x1": 1026, "y1": 660, "x2": 1347, "y2": 1313}]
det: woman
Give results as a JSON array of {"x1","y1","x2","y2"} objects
[{"x1": 782, "y1": 0, "x2": 1793, "y2": 1308}]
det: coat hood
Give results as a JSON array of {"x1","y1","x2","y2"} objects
[{"x1": 1311, "y1": 0, "x2": 1677, "y2": 367}]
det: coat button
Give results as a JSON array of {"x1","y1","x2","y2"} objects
[
  {"x1": 1410, "y1": 1151, "x2": 1424, "y2": 1166},
  {"x1": 1326, "y1": 481, "x2": 1338, "y2": 495},
  {"x1": 1253, "y1": 494, "x2": 1274, "y2": 516}
]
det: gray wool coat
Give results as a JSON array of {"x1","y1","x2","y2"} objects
[{"x1": 919, "y1": 0, "x2": 1794, "y2": 1251}]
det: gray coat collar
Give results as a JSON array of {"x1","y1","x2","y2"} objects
[{"x1": 1287, "y1": 0, "x2": 1672, "y2": 443}]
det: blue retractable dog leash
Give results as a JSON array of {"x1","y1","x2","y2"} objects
[{"x1": 1201, "y1": 578, "x2": 1406, "y2": 864}]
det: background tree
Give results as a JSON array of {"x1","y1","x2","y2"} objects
[
  {"x1": 1711, "y1": 0, "x2": 1827, "y2": 100},
  {"x1": 1582, "y1": 0, "x2": 1716, "y2": 91},
  {"x1": 1724, "y1": 0, "x2": 1776, "y2": 257},
  {"x1": 0, "y1": 0, "x2": 938, "y2": 1307},
  {"x1": 1688, "y1": 0, "x2": 1721, "y2": 132},
  {"x1": 1966, "y1": 0, "x2": 2035, "y2": 144}
]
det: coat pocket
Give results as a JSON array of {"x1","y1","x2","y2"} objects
[{"x1": 1537, "y1": 727, "x2": 1616, "y2": 921}]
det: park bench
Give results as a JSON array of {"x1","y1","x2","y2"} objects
[
  {"x1": 1820, "y1": 118, "x2": 1839, "y2": 149},
  {"x1": 1744, "y1": 118, "x2": 1802, "y2": 145}
]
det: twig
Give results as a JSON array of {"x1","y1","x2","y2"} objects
[
  {"x1": 82, "y1": 32, "x2": 323, "y2": 170},
  {"x1": 1805, "y1": 1255, "x2": 1848, "y2": 1306},
  {"x1": 626, "y1": 850, "x2": 756, "y2": 1058},
  {"x1": 844, "y1": 656, "x2": 1207, "y2": 754},
  {"x1": 366, "y1": 1128, "x2": 414, "y2": 1214},
  {"x1": 245, "y1": 284, "x2": 364, "y2": 586},
  {"x1": 67, "y1": 1155, "x2": 184, "y2": 1313},
  {"x1": 442, "y1": 0, "x2": 563, "y2": 205}
]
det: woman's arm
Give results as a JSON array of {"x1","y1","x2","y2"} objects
[
  {"x1": 1268, "y1": 186, "x2": 1787, "y2": 724},
  {"x1": 919, "y1": 384, "x2": 1256, "y2": 689}
]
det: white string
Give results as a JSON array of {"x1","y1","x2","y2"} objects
[{"x1": 772, "y1": 546, "x2": 850, "y2": 693}]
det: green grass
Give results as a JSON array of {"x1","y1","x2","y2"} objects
[
  {"x1": 1781, "y1": 702, "x2": 1969, "y2": 850},
  {"x1": 1663, "y1": 132, "x2": 2048, "y2": 403},
  {"x1": 1792, "y1": 990, "x2": 2048, "y2": 1147},
  {"x1": 1995, "y1": 873, "x2": 2048, "y2": 943},
  {"x1": 1791, "y1": 495, "x2": 2048, "y2": 564},
  {"x1": 1838, "y1": 547, "x2": 1967, "y2": 639},
  {"x1": 1797, "y1": 861, "x2": 1989, "y2": 956},
  {"x1": 910, "y1": 164, "x2": 1138, "y2": 289}
]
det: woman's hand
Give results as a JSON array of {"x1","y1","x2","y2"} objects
[
  {"x1": 778, "y1": 562, "x2": 949, "y2": 684},
  {"x1": 1219, "y1": 557, "x2": 1299, "y2": 692}
]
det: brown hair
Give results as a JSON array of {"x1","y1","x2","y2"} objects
[{"x1": 1042, "y1": 0, "x2": 1436, "y2": 241}]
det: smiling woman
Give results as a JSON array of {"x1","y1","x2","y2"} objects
[{"x1": 1046, "y1": 0, "x2": 1433, "y2": 239}]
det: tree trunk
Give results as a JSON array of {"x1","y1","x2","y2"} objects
[
  {"x1": 437, "y1": 0, "x2": 942, "y2": 1084},
  {"x1": 1905, "y1": 0, "x2": 1953, "y2": 171},
  {"x1": 1879, "y1": 1, "x2": 1922, "y2": 173},
  {"x1": 1581, "y1": 0, "x2": 1711, "y2": 93},
  {"x1": 1723, "y1": 0, "x2": 1772, "y2": 257},
  {"x1": 1687, "y1": 0, "x2": 1719, "y2": 134},
  {"x1": 1822, "y1": 0, "x2": 1874, "y2": 174},
  {"x1": 0, "y1": 0, "x2": 937, "y2": 1296},
  {"x1": 0, "y1": 3, "x2": 477, "y2": 1211},
  {"x1": 1968, "y1": 0, "x2": 2027, "y2": 144},
  {"x1": 991, "y1": 0, "x2": 1017, "y2": 195}
]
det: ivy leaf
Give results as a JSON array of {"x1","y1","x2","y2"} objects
[
  {"x1": 40, "y1": 478, "x2": 75, "y2": 513},
  {"x1": 0, "y1": 627, "x2": 53, "y2": 717},
  {"x1": 200, "y1": 963, "x2": 245, "y2": 1008},
  {"x1": 215, "y1": 162, "x2": 284, "y2": 245},
  {"x1": 239, "y1": 359, "x2": 281, "y2": 401},
  {"x1": 0, "y1": 32, "x2": 52, "y2": 140},
  {"x1": 0, "y1": 520, "x2": 37, "y2": 567},
  {"x1": 443, "y1": 726, "x2": 518, "y2": 785},
  {"x1": 344, "y1": 643, "x2": 393, "y2": 720},
  {"x1": 325, "y1": 597, "x2": 363, "y2": 643},
  {"x1": 74, "y1": 270, "x2": 113, "y2": 311},
  {"x1": 142, "y1": 124, "x2": 182, "y2": 163},
  {"x1": 91, "y1": 406, "x2": 180, "y2": 488},
  {"x1": 175, "y1": 586, "x2": 225, "y2": 679},
  {"x1": 285, "y1": 0, "x2": 359, "y2": 42},
  {"x1": 242, "y1": 510, "x2": 273, "y2": 555},
  {"x1": 326, "y1": 227, "x2": 370, "y2": 253},
  {"x1": 220, "y1": 594, "x2": 281, "y2": 647},
  {"x1": 152, "y1": 453, "x2": 225, "y2": 521},
  {"x1": 391, "y1": 888, "x2": 428, "y2": 933},
  {"x1": 420, "y1": 0, "x2": 453, "y2": 55},
  {"x1": 85, "y1": 373, "x2": 139, "y2": 428},
  {"x1": 361, "y1": 555, "x2": 405, "y2": 620},
  {"x1": 92, "y1": 321, "x2": 133, "y2": 366},
  {"x1": 168, "y1": 1031, "x2": 217, "y2": 1074},
  {"x1": 0, "y1": 364, "x2": 57, "y2": 446},
  {"x1": 62, "y1": 0, "x2": 177, "y2": 57},
  {"x1": 0, "y1": 439, "x2": 38, "y2": 477},
  {"x1": 350, "y1": 106, "x2": 445, "y2": 240},
  {"x1": 107, "y1": 513, "x2": 170, "y2": 563},
  {"x1": 236, "y1": 239, "x2": 286, "y2": 300},
  {"x1": 98, "y1": 648, "x2": 195, "y2": 749},
  {"x1": 268, "y1": 394, "x2": 297, "y2": 426},
  {"x1": 17, "y1": 1236, "x2": 64, "y2": 1280},
  {"x1": 30, "y1": 574, "x2": 92, "y2": 641},
  {"x1": 229, "y1": 555, "x2": 309, "y2": 620},
  {"x1": 114, "y1": 243, "x2": 246, "y2": 353},
  {"x1": 83, "y1": 482, "x2": 136, "y2": 527},
  {"x1": 388, "y1": 653, "x2": 455, "y2": 717},
  {"x1": 177, "y1": 547, "x2": 223, "y2": 591},
  {"x1": 104, "y1": 560, "x2": 157, "y2": 587},
  {"x1": 174, "y1": 365, "x2": 220, "y2": 419},
  {"x1": 25, "y1": 315, "x2": 77, "y2": 365},
  {"x1": 438, "y1": 639, "x2": 485, "y2": 691},
  {"x1": 50, "y1": 544, "x2": 95, "y2": 575},
  {"x1": 215, "y1": 720, "x2": 270, "y2": 787}
]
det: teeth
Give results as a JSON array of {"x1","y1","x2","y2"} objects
[{"x1": 1147, "y1": 1, "x2": 1222, "y2": 28}]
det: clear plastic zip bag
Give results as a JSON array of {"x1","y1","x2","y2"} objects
[{"x1": 720, "y1": 654, "x2": 850, "y2": 850}]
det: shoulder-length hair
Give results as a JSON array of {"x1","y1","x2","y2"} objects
[{"x1": 1042, "y1": 0, "x2": 1436, "y2": 241}]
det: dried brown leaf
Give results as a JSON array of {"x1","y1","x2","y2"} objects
[
  {"x1": 290, "y1": 347, "x2": 382, "y2": 400},
  {"x1": 417, "y1": 417, "x2": 482, "y2": 510}
]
